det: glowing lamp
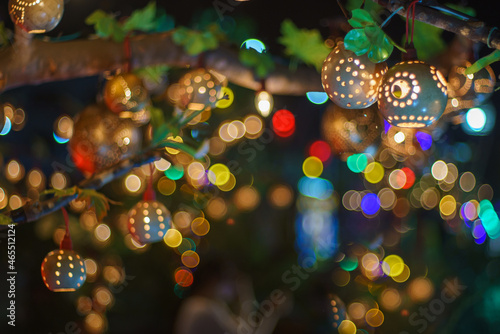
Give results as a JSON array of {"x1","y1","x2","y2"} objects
[
  {"x1": 272, "y1": 109, "x2": 295, "y2": 137},
  {"x1": 177, "y1": 68, "x2": 226, "y2": 111},
  {"x1": 104, "y1": 73, "x2": 149, "y2": 114},
  {"x1": 128, "y1": 201, "x2": 172, "y2": 244},
  {"x1": 321, "y1": 42, "x2": 388, "y2": 109},
  {"x1": 41, "y1": 249, "x2": 86, "y2": 292},
  {"x1": 255, "y1": 90, "x2": 274, "y2": 117},
  {"x1": 378, "y1": 61, "x2": 448, "y2": 128},
  {"x1": 9, "y1": 0, "x2": 64, "y2": 33}
]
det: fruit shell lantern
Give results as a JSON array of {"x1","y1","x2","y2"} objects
[
  {"x1": 321, "y1": 42, "x2": 388, "y2": 109},
  {"x1": 176, "y1": 68, "x2": 226, "y2": 111},
  {"x1": 378, "y1": 61, "x2": 448, "y2": 128},
  {"x1": 41, "y1": 249, "x2": 86, "y2": 292},
  {"x1": 128, "y1": 200, "x2": 172, "y2": 244},
  {"x1": 321, "y1": 103, "x2": 382, "y2": 160},
  {"x1": 104, "y1": 73, "x2": 149, "y2": 114},
  {"x1": 9, "y1": 0, "x2": 64, "y2": 34},
  {"x1": 447, "y1": 62, "x2": 495, "y2": 109},
  {"x1": 68, "y1": 105, "x2": 142, "y2": 175}
]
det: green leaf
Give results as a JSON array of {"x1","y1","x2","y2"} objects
[
  {"x1": 0, "y1": 214, "x2": 13, "y2": 226},
  {"x1": 445, "y1": 3, "x2": 476, "y2": 17},
  {"x1": 465, "y1": 50, "x2": 500, "y2": 75},
  {"x1": 0, "y1": 22, "x2": 12, "y2": 48},
  {"x1": 85, "y1": 10, "x2": 108, "y2": 26},
  {"x1": 346, "y1": 0, "x2": 383, "y2": 18},
  {"x1": 134, "y1": 65, "x2": 169, "y2": 86},
  {"x1": 85, "y1": 10, "x2": 126, "y2": 42},
  {"x1": 344, "y1": 29, "x2": 370, "y2": 55},
  {"x1": 239, "y1": 49, "x2": 275, "y2": 78},
  {"x1": 154, "y1": 10, "x2": 175, "y2": 32},
  {"x1": 123, "y1": 2, "x2": 157, "y2": 32},
  {"x1": 148, "y1": 106, "x2": 166, "y2": 136},
  {"x1": 348, "y1": 9, "x2": 377, "y2": 28},
  {"x1": 172, "y1": 27, "x2": 219, "y2": 56},
  {"x1": 152, "y1": 123, "x2": 174, "y2": 146},
  {"x1": 40, "y1": 186, "x2": 79, "y2": 198},
  {"x1": 78, "y1": 189, "x2": 119, "y2": 221},
  {"x1": 411, "y1": 21, "x2": 446, "y2": 61},
  {"x1": 278, "y1": 19, "x2": 330, "y2": 71}
]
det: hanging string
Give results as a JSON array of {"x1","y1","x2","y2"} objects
[
  {"x1": 360, "y1": 0, "x2": 366, "y2": 9},
  {"x1": 123, "y1": 34, "x2": 132, "y2": 73},
  {"x1": 143, "y1": 163, "x2": 156, "y2": 202},
  {"x1": 411, "y1": 1, "x2": 419, "y2": 44},
  {"x1": 336, "y1": 0, "x2": 351, "y2": 20},
  {"x1": 60, "y1": 207, "x2": 73, "y2": 250},
  {"x1": 405, "y1": 0, "x2": 420, "y2": 46}
]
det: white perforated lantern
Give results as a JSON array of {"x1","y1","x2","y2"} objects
[
  {"x1": 41, "y1": 249, "x2": 86, "y2": 292},
  {"x1": 9, "y1": 0, "x2": 64, "y2": 33},
  {"x1": 321, "y1": 42, "x2": 388, "y2": 109},
  {"x1": 378, "y1": 60, "x2": 448, "y2": 128}
]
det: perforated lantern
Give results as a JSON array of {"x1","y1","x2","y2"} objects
[
  {"x1": 68, "y1": 105, "x2": 142, "y2": 175},
  {"x1": 104, "y1": 73, "x2": 149, "y2": 114},
  {"x1": 9, "y1": 0, "x2": 64, "y2": 34},
  {"x1": 176, "y1": 68, "x2": 226, "y2": 111},
  {"x1": 321, "y1": 42, "x2": 388, "y2": 109},
  {"x1": 378, "y1": 61, "x2": 448, "y2": 128},
  {"x1": 128, "y1": 200, "x2": 172, "y2": 244},
  {"x1": 41, "y1": 249, "x2": 86, "y2": 292}
]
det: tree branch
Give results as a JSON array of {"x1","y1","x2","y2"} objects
[
  {"x1": 373, "y1": 0, "x2": 500, "y2": 50},
  {"x1": 0, "y1": 31, "x2": 323, "y2": 95}
]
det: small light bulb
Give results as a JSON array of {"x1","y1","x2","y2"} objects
[{"x1": 255, "y1": 91, "x2": 273, "y2": 117}]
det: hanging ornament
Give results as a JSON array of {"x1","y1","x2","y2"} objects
[
  {"x1": 104, "y1": 73, "x2": 149, "y2": 114},
  {"x1": 446, "y1": 61, "x2": 496, "y2": 115},
  {"x1": 378, "y1": 61, "x2": 448, "y2": 128},
  {"x1": 41, "y1": 208, "x2": 86, "y2": 292},
  {"x1": 176, "y1": 68, "x2": 226, "y2": 111},
  {"x1": 68, "y1": 105, "x2": 142, "y2": 175},
  {"x1": 321, "y1": 42, "x2": 388, "y2": 109},
  {"x1": 128, "y1": 165, "x2": 172, "y2": 244},
  {"x1": 8, "y1": 0, "x2": 64, "y2": 34},
  {"x1": 321, "y1": 103, "x2": 382, "y2": 160}
]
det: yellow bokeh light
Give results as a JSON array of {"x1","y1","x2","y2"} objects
[
  {"x1": 364, "y1": 162, "x2": 384, "y2": 184},
  {"x1": 244, "y1": 115, "x2": 264, "y2": 139},
  {"x1": 302, "y1": 156, "x2": 323, "y2": 178},
  {"x1": 392, "y1": 264, "x2": 411, "y2": 283},
  {"x1": 181, "y1": 250, "x2": 200, "y2": 268},
  {"x1": 347, "y1": 302, "x2": 366, "y2": 321},
  {"x1": 84, "y1": 311, "x2": 105, "y2": 333},
  {"x1": 9, "y1": 195, "x2": 23, "y2": 210},
  {"x1": 459, "y1": 172, "x2": 476, "y2": 192},
  {"x1": 85, "y1": 258, "x2": 98, "y2": 276},
  {"x1": 28, "y1": 168, "x2": 44, "y2": 189},
  {"x1": 166, "y1": 136, "x2": 183, "y2": 155},
  {"x1": 218, "y1": 173, "x2": 236, "y2": 192},
  {"x1": 439, "y1": 195, "x2": 456, "y2": 216},
  {"x1": 431, "y1": 160, "x2": 448, "y2": 181},
  {"x1": 50, "y1": 172, "x2": 67, "y2": 190},
  {"x1": 208, "y1": 163, "x2": 231, "y2": 186},
  {"x1": 228, "y1": 120, "x2": 246, "y2": 140},
  {"x1": 0, "y1": 188, "x2": 8, "y2": 210},
  {"x1": 268, "y1": 184, "x2": 294, "y2": 209},
  {"x1": 94, "y1": 224, "x2": 111, "y2": 242},
  {"x1": 380, "y1": 288, "x2": 402, "y2": 311},
  {"x1": 187, "y1": 162, "x2": 206, "y2": 181},
  {"x1": 157, "y1": 177, "x2": 176, "y2": 196},
  {"x1": 191, "y1": 217, "x2": 210, "y2": 236},
  {"x1": 234, "y1": 186, "x2": 260, "y2": 211},
  {"x1": 338, "y1": 320, "x2": 357, "y2": 334},
  {"x1": 164, "y1": 229, "x2": 183, "y2": 248},
  {"x1": 365, "y1": 308, "x2": 384, "y2": 327},
  {"x1": 215, "y1": 86, "x2": 234, "y2": 109},
  {"x1": 388, "y1": 169, "x2": 406, "y2": 190},
  {"x1": 408, "y1": 277, "x2": 434, "y2": 303},
  {"x1": 174, "y1": 211, "x2": 192, "y2": 229},
  {"x1": 154, "y1": 158, "x2": 172, "y2": 171},
  {"x1": 125, "y1": 174, "x2": 141, "y2": 193},
  {"x1": 205, "y1": 197, "x2": 227, "y2": 220},
  {"x1": 382, "y1": 255, "x2": 404, "y2": 277}
]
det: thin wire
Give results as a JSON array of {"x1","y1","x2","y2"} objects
[
  {"x1": 411, "y1": 1, "x2": 418, "y2": 44},
  {"x1": 337, "y1": 0, "x2": 350, "y2": 20},
  {"x1": 381, "y1": 6, "x2": 404, "y2": 28}
]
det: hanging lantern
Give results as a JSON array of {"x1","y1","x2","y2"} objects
[
  {"x1": 104, "y1": 73, "x2": 149, "y2": 114},
  {"x1": 176, "y1": 68, "x2": 226, "y2": 111},
  {"x1": 41, "y1": 249, "x2": 86, "y2": 292},
  {"x1": 68, "y1": 105, "x2": 142, "y2": 175},
  {"x1": 8, "y1": 0, "x2": 64, "y2": 34},
  {"x1": 128, "y1": 200, "x2": 172, "y2": 244},
  {"x1": 321, "y1": 42, "x2": 388, "y2": 109},
  {"x1": 321, "y1": 103, "x2": 382, "y2": 160},
  {"x1": 378, "y1": 61, "x2": 448, "y2": 128}
]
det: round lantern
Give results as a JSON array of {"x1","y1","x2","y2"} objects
[
  {"x1": 446, "y1": 62, "x2": 495, "y2": 115},
  {"x1": 321, "y1": 42, "x2": 388, "y2": 109},
  {"x1": 68, "y1": 105, "x2": 142, "y2": 175},
  {"x1": 128, "y1": 200, "x2": 172, "y2": 244},
  {"x1": 176, "y1": 68, "x2": 226, "y2": 111},
  {"x1": 321, "y1": 103, "x2": 382, "y2": 160},
  {"x1": 41, "y1": 249, "x2": 86, "y2": 292},
  {"x1": 9, "y1": 0, "x2": 64, "y2": 34},
  {"x1": 104, "y1": 73, "x2": 149, "y2": 114},
  {"x1": 378, "y1": 61, "x2": 448, "y2": 128}
]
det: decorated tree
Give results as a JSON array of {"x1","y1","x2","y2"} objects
[{"x1": 1, "y1": 0, "x2": 500, "y2": 333}]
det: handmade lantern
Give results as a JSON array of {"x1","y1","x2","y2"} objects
[
  {"x1": 68, "y1": 105, "x2": 142, "y2": 175},
  {"x1": 176, "y1": 68, "x2": 225, "y2": 111},
  {"x1": 104, "y1": 73, "x2": 149, "y2": 114},
  {"x1": 9, "y1": 0, "x2": 64, "y2": 33},
  {"x1": 378, "y1": 61, "x2": 448, "y2": 128},
  {"x1": 321, "y1": 42, "x2": 388, "y2": 109},
  {"x1": 128, "y1": 200, "x2": 172, "y2": 244},
  {"x1": 41, "y1": 249, "x2": 86, "y2": 292}
]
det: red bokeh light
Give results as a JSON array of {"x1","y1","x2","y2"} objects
[
  {"x1": 272, "y1": 109, "x2": 295, "y2": 138},
  {"x1": 309, "y1": 140, "x2": 331, "y2": 162},
  {"x1": 175, "y1": 268, "x2": 194, "y2": 287},
  {"x1": 402, "y1": 167, "x2": 415, "y2": 189}
]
